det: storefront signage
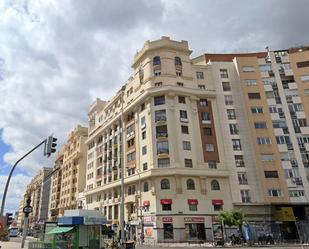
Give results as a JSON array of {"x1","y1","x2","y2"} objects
[
  {"x1": 130, "y1": 220, "x2": 140, "y2": 225},
  {"x1": 162, "y1": 217, "x2": 173, "y2": 223},
  {"x1": 187, "y1": 199, "x2": 198, "y2": 205},
  {"x1": 143, "y1": 216, "x2": 156, "y2": 224},
  {"x1": 184, "y1": 217, "x2": 205, "y2": 223},
  {"x1": 84, "y1": 217, "x2": 106, "y2": 225},
  {"x1": 143, "y1": 200, "x2": 150, "y2": 207}
]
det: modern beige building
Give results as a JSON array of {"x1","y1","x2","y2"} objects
[
  {"x1": 84, "y1": 37, "x2": 234, "y2": 242},
  {"x1": 49, "y1": 125, "x2": 88, "y2": 220},
  {"x1": 18, "y1": 167, "x2": 53, "y2": 230}
]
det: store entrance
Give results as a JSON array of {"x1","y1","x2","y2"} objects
[{"x1": 185, "y1": 223, "x2": 206, "y2": 241}]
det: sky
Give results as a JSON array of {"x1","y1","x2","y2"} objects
[{"x1": 0, "y1": 0, "x2": 309, "y2": 214}]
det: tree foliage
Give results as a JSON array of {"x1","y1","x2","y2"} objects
[{"x1": 218, "y1": 209, "x2": 244, "y2": 227}]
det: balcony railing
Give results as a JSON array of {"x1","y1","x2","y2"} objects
[{"x1": 156, "y1": 132, "x2": 168, "y2": 138}]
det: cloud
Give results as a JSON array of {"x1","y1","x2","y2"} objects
[{"x1": 0, "y1": 0, "x2": 309, "y2": 213}]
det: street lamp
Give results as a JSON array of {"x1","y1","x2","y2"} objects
[{"x1": 136, "y1": 169, "x2": 144, "y2": 245}]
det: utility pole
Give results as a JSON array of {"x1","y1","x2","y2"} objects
[
  {"x1": 21, "y1": 196, "x2": 32, "y2": 248},
  {"x1": 119, "y1": 86, "x2": 126, "y2": 249}
]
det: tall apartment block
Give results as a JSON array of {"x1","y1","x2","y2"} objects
[
  {"x1": 17, "y1": 167, "x2": 52, "y2": 230},
  {"x1": 83, "y1": 37, "x2": 309, "y2": 242},
  {"x1": 49, "y1": 125, "x2": 88, "y2": 220}
]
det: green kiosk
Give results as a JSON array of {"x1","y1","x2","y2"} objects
[{"x1": 45, "y1": 210, "x2": 106, "y2": 249}]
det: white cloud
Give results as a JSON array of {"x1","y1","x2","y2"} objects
[
  {"x1": 0, "y1": 0, "x2": 309, "y2": 212},
  {"x1": 0, "y1": 174, "x2": 32, "y2": 214}
]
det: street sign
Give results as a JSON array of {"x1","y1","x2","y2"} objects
[{"x1": 23, "y1": 206, "x2": 33, "y2": 214}]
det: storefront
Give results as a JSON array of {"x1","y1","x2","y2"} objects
[
  {"x1": 162, "y1": 217, "x2": 173, "y2": 240},
  {"x1": 184, "y1": 217, "x2": 206, "y2": 241}
]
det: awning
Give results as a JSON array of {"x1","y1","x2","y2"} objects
[
  {"x1": 160, "y1": 199, "x2": 172, "y2": 205},
  {"x1": 187, "y1": 199, "x2": 198, "y2": 205},
  {"x1": 212, "y1": 199, "x2": 224, "y2": 205},
  {"x1": 47, "y1": 226, "x2": 74, "y2": 234}
]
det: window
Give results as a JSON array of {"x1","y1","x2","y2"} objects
[
  {"x1": 181, "y1": 125, "x2": 189, "y2": 134},
  {"x1": 153, "y1": 56, "x2": 161, "y2": 65},
  {"x1": 268, "y1": 189, "x2": 283, "y2": 197},
  {"x1": 297, "y1": 61, "x2": 309, "y2": 68},
  {"x1": 257, "y1": 137, "x2": 271, "y2": 145},
  {"x1": 232, "y1": 139, "x2": 242, "y2": 150},
  {"x1": 154, "y1": 96, "x2": 165, "y2": 105},
  {"x1": 259, "y1": 64, "x2": 271, "y2": 72},
  {"x1": 178, "y1": 96, "x2": 186, "y2": 104},
  {"x1": 264, "y1": 171, "x2": 279, "y2": 178},
  {"x1": 162, "y1": 203, "x2": 172, "y2": 211},
  {"x1": 248, "y1": 93, "x2": 261, "y2": 99},
  {"x1": 158, "y1": 158, "x2": 170, "y2": 168},
  {"x1": 201, "y1": 112, "x2": 210, "y2": 122},
  {"x1": 205, "y1": 144, "x2": 214, "y2": 151},
  {"x1": 224, "y1": 95, "x2": 233, "y2": 105},
  {"x1": 155, "y1": 82, "x2": 162, "y2": 87},
  {"x1": 238, "y1": 172, "x2": 248, "y2": 185},
  {"x1": 127, "y1": 138, "x2": 134, "y2": 147},
  {"x1": 214, "y1": 204, "x2": 223, "y2": 211},
  {"x1": 183, "y1": 141, "x2": 191, "y2": 150},
  {"x1": 177, "y1": 82, "x2": 184, "y2": 87},
  {"x1": 251, "y1": 106, "x2": 263, "y2": 113},
  {"x1": 245, "y1": 79, "x2": 257, "y2": 86},
  {"x1": 187, "y1": 179, "x2": 195, "y2": 190},
  {"x1": 242, "y1": 66, "x2": 255, "y2": 72},
  {"x1": 180, "y1": 110, "x2": 188, "y2": 119},
  {"x1": 142, "y1": 131, "x2": 146, "y2": 140},
  {"x1": 220, "y1": 69, "x2": 228, "y2": 78},
  {"x1": 163, "y1": 224, "x2": 174, "y2": 239},
  {"x1": 127, "y1": 152, "x2": 135, "y2": 162},
  {"x1": 227, "y1": 109, "x2": 236, "y2": 119},
  {"x1": 222, "y1": 82, "x2": 231, "y2": 91},
  {"x1": 189, "y1": 204, "x2": 198, "y2": 211},
  {"x1": 143, "y1": 182, "x2": 149, "y2": 192},
  {"x1": 156, "y1": 125, "x2": 168, "y2": 138},
  {"x1": 161, "y1": 179, "x2": 170, "y2": 189},
  {"x1": 265, "y1": 91, "x2": 274, "y2": 98},
  {"x1": 141, "y1": 103, "x2": 145, "y2": 111},
  {"x1": 240, "y1": 190, "x2": 251, "y2": 203},
  {"x1": 175, "y1": 56, "x2": 182, "y2": 66},
  {"x1": 143, "y1": 162, "x2": 148, "y2": 170},
  {"x1": 157, "y1": 141, "x2": 169, "y2": 154},
  {"x1": 141, "y1": 116, "x2": 146, "y2": 126},
  {"x1": 235, "y1": 155, "x2": 245, "y2": 167},
  {"x1": 142, "y1": 146, "x2": 147, "y2": 155},
  {"x1": 261, "y1": 154, "x2": 275, "y2": 161},
  {"x1": 203, "y1": 128, "x2": 212, "y2": 136},
  {"x1": 196, "y1": 72, "x2": 204, "y2": 79},
  {"x1": 208, "y1": 161, "x2": 217, "y2": 169},
  {"x1": 276, "y1": 135, "x2": 291, "y2": 145},
  {"x1": 254, "y1": 122, "x2": 267, "y2": 129},
  {"x1": 211, "y1": 180, "x2": 220, "y2": 190},
  {"x1": 229, "y1": 124, "x2": 239, "y2": 135},
  {"x1": 155, "y1": 110, "x2": 166, "y2": 122},
  {"x1": 185, "y1": 159, "x2": 193, "y2": 168},
  {"x1": 198, "y1": 85, "x2": 206, "y2": 90},
  {"x1": 199, "y1": 99, "x2": 208, "y2": 107},
  {"x1": 300, "y1": 75, "x2": 309, "y2": 81}
]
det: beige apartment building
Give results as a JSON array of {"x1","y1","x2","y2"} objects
[
  {"x1": 83, "y1": 37, "x2": 309, "y2": 242},
  {"x1": 17, "y1": 167, "x2": 53, "y2": 230},
  {"x1": 49, "y1": 125, "x2": 88, "y2": 220}
]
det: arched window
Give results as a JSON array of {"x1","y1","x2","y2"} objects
[
  {"x1": 143, "y1": 182, "x2": 149, "y2": 192},
  {"x1": 161, "y1": 179, "x2": 170, "y2": 190},
  {"x1": 175, "y1": 56, "x2": 182, "y2": 66},
  {"x1": 211, "y1": 180, "x2": 220, "y2": 190},
  {"x1": 187, "y1": 179, "x2": 195, "y2": 190},
  {"x1": 153, "y1": 56, "x2": 161, "y2": 66}
]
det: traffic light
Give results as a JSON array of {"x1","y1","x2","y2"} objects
[
  {"x1": 6, "y1": 212, "x2": 13, "y2": 227},
  {"x1": 45, "y1": 135, "x2": 57, "y2": 157}
]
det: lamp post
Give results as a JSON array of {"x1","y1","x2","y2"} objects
[{"x1": 136, "y1": 169, "x2": 144, "y2": 244}]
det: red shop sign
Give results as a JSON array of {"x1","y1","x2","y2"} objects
[
  {"x1": 162, "y1": 217, "x2": 173, "y2": 223},
  {"x1": 212, "y1": 199, "x2": 224, "y2": 205},
  {"x1": 184, "y1": 217, "x2": 205, "y2": 223},
  {"x1": 187, "y1": 199, "x2": 198, "y2": 205},
  {"x1": 143, "y1": 200, "x2": 150, "y2": 206},
  {"x1": 160, "y1": 199, "x2": 172, "y2": 205}
]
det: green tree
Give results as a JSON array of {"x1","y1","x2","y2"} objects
[{"x1": 219, "y1": 209, "x2": 244, "y2": 237}]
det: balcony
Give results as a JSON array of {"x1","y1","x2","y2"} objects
[
  {"x1": 155, "y1": 116, "x2": 167, "y2": 124},
  {"x1": 235, "y1": 160, "x2": 245, "y2": 167},
  {"x1": 202, "y1": 120, "x2": 211, "y2": 124}
]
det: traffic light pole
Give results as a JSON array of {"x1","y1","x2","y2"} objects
[{"x1": 0, "y1": 139, "x2": 47, "y2": 217}]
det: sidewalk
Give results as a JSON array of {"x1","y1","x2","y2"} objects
[{"x1": 0, "y1": 241, "x2": 27, "y2": 249}]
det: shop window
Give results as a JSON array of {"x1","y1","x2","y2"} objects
[
  {"x1": 211, "y1": 180, "x2": 220, "y2": 190},
  {"x1": 163, "y1": 223, "x2": 174, "y2": 239},
  {"x1": 185, "y1": 223, "x2": 206, "y2": 240},
  {"x1": 186, "y1": 179, "x2": 195, "y2": 190},
  {"x1": 161, "y1": 179, "x2": 170, "y2": 189}
]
